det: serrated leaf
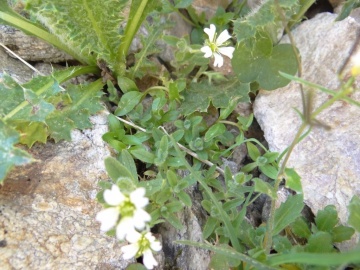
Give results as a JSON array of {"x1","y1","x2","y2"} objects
[
  {"x1": 284, "y1": 167, "x2": 303, "y2": 194},
  {"x1": 332, "y1": 225, "x2": 355, "y2": 243},
  {"x1": 348, "y1": 195, "x2": 360, "y2": 232},
  {"x1": 180, "y1": 78, "x2": 250, "y2": 115},
  {"x1": 315, "y1": 205, "x2": 338, "y2": 232},
  {"x1": 232, "y1": 41, "x2": 298, "y2": 90},
  {"x1": 46, "y1": 79, "x2": 104, "y2": 142},
  {"x1": 0, "y1": 73, "x2": 58, "y2": 122},
  {"x1": 25, "y1": 0, "x2": 129, "y2": 67},
  {"x1": 0, "y1": 120, "x2": 34, "y2": 183},
  {"x1": 18, "y1": 122, "x2": 47, "y2": 147},
  {"x1": 273, "y1": 194, "x2": 304, "y2": 235}
]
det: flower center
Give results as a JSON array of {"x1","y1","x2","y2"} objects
[
  {"x1": 119, "y1": 198, "x2": 136, "y2": 217},
  {"x1": 136, "y1": 234, "x2": 151, "y2": 256}
]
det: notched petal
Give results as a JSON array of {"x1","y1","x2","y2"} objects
[
  {"x1": 201, "y1": 46, "x2": 213, "y2": 58},
  {"x1": 219, "y1": 47, "x2": 235, "y2": 59}
]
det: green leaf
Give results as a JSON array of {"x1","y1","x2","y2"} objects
[
  {"x1": 46, "y1": 79, "x2": 104, "y2": 142},
  {"x1": 115, "y1": 91, "x2": 144, "y2": 116},
  {"x1": 284, "y1": 167, "x2": 303, "y2": 194},
  {"x1": 232, "y1": 41, "x2": 298, "y2": 90},
  {"x1": 290, "y1": 217, "x2": 311, "y2": 239},
  {"x1": 126, "y1": 263, "x2": 147, "y2": 270},
  {"x1": 117, "y1": 76, "x2": 139, "y2": 93},
  {"x1": 204, "y1": 123, "x2": 226, "y2": 142},
  {"x1": 177, "y1": 191, "x2": 192, "y2": 207},
  {"x1": 247, "y1": 142, "x2": 261, "y2": 161},
  {"x1": 202, "y1": 216, "x2": 218, "y2": 239},
  {"x1": 273, "y1": 194, "x2": 304, "y2": 235},
  {"x1": 162, "y1": 211, "x2": 183, "y2": 230},
  {"x1": 332, "y1": 225, "x2": 355, "y2": 242},
  {"x1": 180, "y1": 78, "x2": 250, "y2": 115},
  {"x1": 253, "y1": 178, "x2": 277, "y2": 199},
  {"x1": 315, "y1": 205, "x2": 338, "y2": 232},
  {"x1": 305, "y1": 231, "x2": 333, "y2": 253},
  {"x1": 348, "y1": 195, "x2": 360, "y2": 232},
  {"x1": 154, "y1": 135, "x2": 169, "y2": 166},
  {"x1": 25, "y1": 0, "x2": 129, "y2": 67},
  {"x1": 0, "y1": 120, "x2": 34, "y2": 183},
  {"x1": 119, "y1": 150, "x2": 138, "y2": 182},
  {"x1": 104, "y1": 156, "x2": 136, "y2": 183},
  {"x1": 131, "y1": 148, "x2": 155, "y2": 164},
  {"x1": 259, "y1": 164, "x2": 278, "y2": 180},
  {"x1": 174, "y1": 0, "x2": 193, "y2": 8},
  {"x1": 18, "y1": 122, "x2": 47, "y2": 147},
  {"x1": 167, "y1": 170, "x2": 178, "y2": 188},
  {"x1": 336, "y1": 0, "x2": 360, "y2": 21},
  {"x1": 106, "y1": 80, "x2": 119, "y2": 104},
  {"x1": 1, "y1": 73, "x2": 58, "y2": 122},
  {"x1": 272, "y1": 235, "x2": 292, "y2": 253}
]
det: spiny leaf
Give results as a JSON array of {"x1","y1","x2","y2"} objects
[
  {"x1": 0, "y1": 120, "x2": 33, "y2": 183},
  {"x1": 0, "y1": 73, "x2": 58, "y2": 122},
  {"x1": 46, "y1": 79, "x2": 104, "y2": 142},
  {"x1": 24, "y1": 0, "x2": 129, "y2": 67},
  {"x1": 180, "y1": 78, "x2": 250, "y2": 115}
]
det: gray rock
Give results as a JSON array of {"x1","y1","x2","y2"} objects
[
  {"x1": 0, "y1": 25, "x2": 74, "y2": 63},
  {"x1": 158, "y1": 186, "x2": 210, "y2": 270},
  {"x1": 253, "y1": 13, "x2": 360, "y2": 249},
  {"x1": 0, "y1": 112, "x2": 134, "y2": 269},
  {"x1": 0, "y1": 45, "x2": 131, "y2": 268}
]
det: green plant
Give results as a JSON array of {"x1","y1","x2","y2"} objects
[{"x1": 1, "y1": 0, "x2": 360, "y2": 269}]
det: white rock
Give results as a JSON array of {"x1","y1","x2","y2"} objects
[{"x1": 254, "y1": 13, "x2": 360, "y2": 249}]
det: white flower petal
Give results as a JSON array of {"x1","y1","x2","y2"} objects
[
  {"x1": 130, "y1": 188, "x2": 149, "y2": 208},
  {"x1": 213, "y1": 53, "x2": 224, "y2": 67},
  {"x1": 218, "y1": 47, "x2": 235, "y2": 59},
  {"x1": 104, "y1": 185, "x2": 125, "y2": 206},
  {"x1": 116, "y1": 217, "x2": 135, "y2": 240},
  {"x1": 150, "y1": 241, "x2": 162, "y2": 252},
  {"x1": 96, "y1": 207, "x2": 119, "y2": 232},
  {"x1": 216, "y1": 29, "x2": 232, "y2": 46},
  {"x1": 143, "y1": 250, "x2": 158, "y2": 270},
  {"x1": 121, "y1": 243, "x2": 139, "y2": 260},
  {"x1": 126, "y1": 229, "x2": 142, "y2": 243},
  {"x1": 204, "y1": 24, "x2": 216, "y2": 42},
  {"x1": 201, "y1": 46, "x2": 213, "y2": 58},
  {"x1": 133, "y1": 209, "x2": 151, "y2": 230}
]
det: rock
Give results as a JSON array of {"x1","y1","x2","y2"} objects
[
  {"x1": 0, "y1": 44, "x2": 131, "y2": 268},
  {"x1": 253, "y1": 13, "x2": 360, "y2": 249},
  {"x1": 158, "y1": 186, "x2": 210, "y2": 270},
  {"x1": 0, "y1": 25, "x2": 74, "y2": 63},
  {"x1": 0, "y1": 112, "x2": 134, "y2": 269},
  {"x1": 192, "y1": 0, "x2": 232, "y2": 19}
]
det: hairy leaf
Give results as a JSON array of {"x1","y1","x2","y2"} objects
[
  {"x1": 180, "y1": 78, "x2": 250, "y2": 115},
  {"x1": 0, "y1": 120, "x2": 33, "y2": 183},
  {"x1": 24, "y1": 0, "x2": 128, "y2": 68}
]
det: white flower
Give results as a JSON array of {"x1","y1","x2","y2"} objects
[
  {"x1": 351, "y1": 51, "x2": 360, "y2": 76},
  {"x1": 201, "y1": 24, "x2": 235, "y2": 67},
  {"x1": 96, "y1": 185, "x2": 151, "y2": 240},
  {"x1": 121, "y1": 231, "x2": 162, "y2": 270}
]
